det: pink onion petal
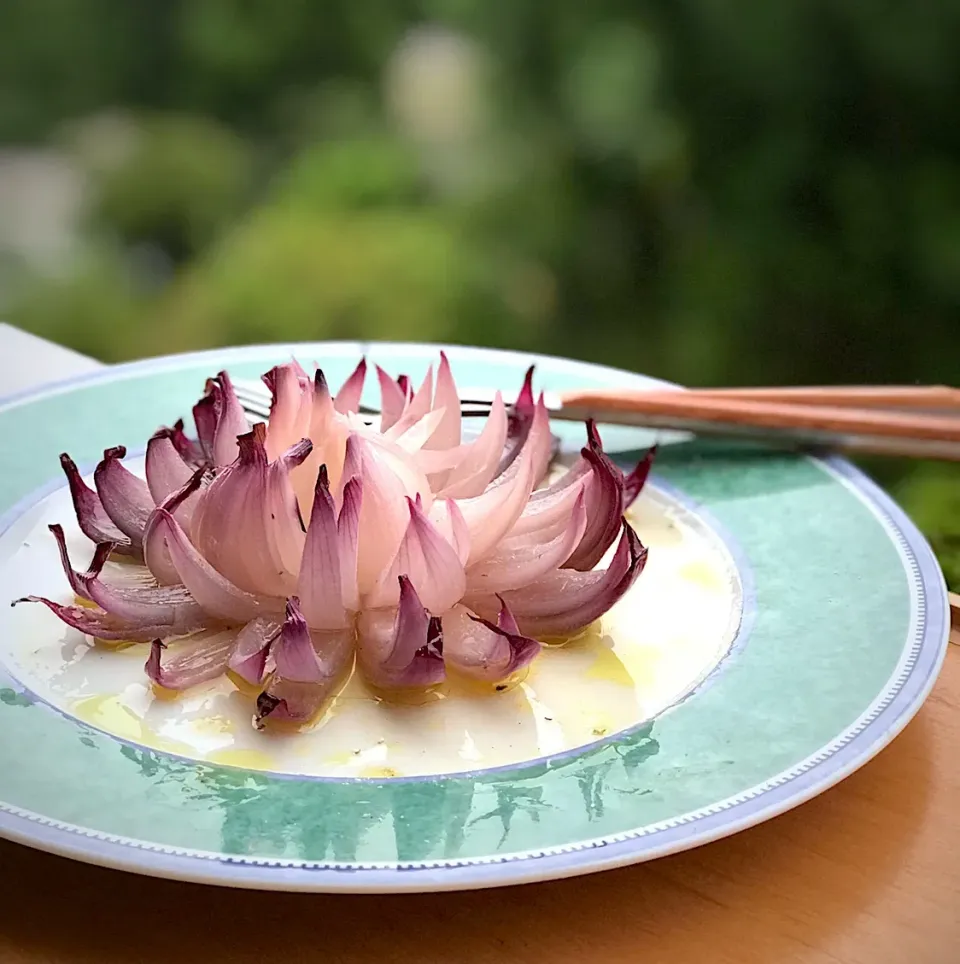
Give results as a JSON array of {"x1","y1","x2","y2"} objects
[
  {"x1": 455, "y1": 399, "x2": 549, "y2": 565},
  {"x1": 263, "y1": 363, "x2": 312, "y2": 461},
  {"x1": 390, "y1": 408, "x2": 446, "y2": 452},
  {"x1": 256, "y1": 598, "x2": 354, "y2": 725},
  {"x1": 334, "y1": 357, "x2": 367, "y2": 414},
  {"x1": 623, "y1": 445, "x2": 658, "y2": 508},
  {"x1": 152, "y1": 507, "x2": 277, "y2": 622},
  {"x1": 298, "y1": 467, "x2": 347, "y2": 629},
  {"x1": 211, "y1": 371, "x2": 250, "y2": 468},
  {"x1": 192, "y1": 389, "x2": 218, "y2": 462},
  {"x1": 142, "y1": 467, "x2": 207, "y2": 585},
  {"x1": 377, "y1": 364, "x2": 407, "y2": 431},
  {"x1": 48, "y1": 524, "x2": 206, "y2": 633},
  {"x1": 563, "y1": 438, "x2": 626, "y2": 572},
  {"x1": 146, "y1": 628, "x2": 239, "y2": 691},
  {"x1": 145, "y1": 431, "x2": 195, "y2": 513},
  {"x1": 441, "y1": 601, "x2": 541, "y2": 681},
  {"x1": 396, "y1": 374, "x2": 411, "y2": 399},
  {"x1": 337, "y1": 475, "x2": 362, "y2": 611},
  {"x1": 434, "y1": 393, "x2": 508, "y2": 498},
  {"x1": 59, "y1": 453, "x2": 136, "y2": 554},
  {"x1": 466, "y1": 490, "x2": 588, "y2": 595},
  {"x1": 191, "y1": 426, "x2": 302, "y2": 597},
  {"x1": 93, "y1": 446, "x2": 153, "y2": 546},
  {"x1": 484, "y1": 522, "x2": 648, "y2": 637},
  {"x1": 509, "y1": 473, "x2": 587, "y2": 538},
  {"x1": 227, "y1": 615, "x2": 282, "y2": 686},
  {"x1": 368, "y1": 497, "x2": 466, "y2": 612},
  {"x1": 344, "y1": 434, "x2": 427, "y2": 597},
  {"x1": 427, "y1": 498, "x2": 470, "y2": 566},
  {"x1": 13, "y1": 595, "x2": 182, "y2": 642},
  {"x1": 357, "y1": 576, "x2": 445, "y2": 689},
  {"x1": 528, "y1": 394, "x2": 556, "y2": 485},
  {"x1": 406, "y1": 366, "x2": 434, "y2": 423},
  {"x1": 384, "y1": 366, "x2": 434, "y2": 439},
  {"x1": 266, "y1": 437, "x2": 312, "y2": 581},
  {"x1": 423, "y1": 351, "x2": 461, "y2": 450},
  {"x1": 292, "y1": 369, "x2": 349, "y2": 514}
]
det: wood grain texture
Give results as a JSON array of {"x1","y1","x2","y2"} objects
[
  {"x1": 558, "y1": 390, "x2": 960, "y2": 443},
  {"x1": 1, "y1": 650, "x2": 958, "y2": 964}
]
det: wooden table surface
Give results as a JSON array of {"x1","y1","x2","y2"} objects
[{"x1": 0, "y1": 641, "x2": 956, "y2": 964}]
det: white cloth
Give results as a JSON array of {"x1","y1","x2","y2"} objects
[{"x1": 0, "y1": 323, "x2": 103, "y2": 398}]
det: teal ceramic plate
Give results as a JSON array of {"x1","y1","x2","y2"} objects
[{"x1": 0, "y1": 342, "x2": 949, "y2": 892}]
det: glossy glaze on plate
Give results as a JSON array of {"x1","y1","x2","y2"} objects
[{"x1": 0, "y1": 343, "x2": 949, "y2": 891}]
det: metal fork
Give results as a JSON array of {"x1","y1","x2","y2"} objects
[
  {"x1": 231, "y1": 378, "x2": 960, "y2": 461},
  {"x1": 232, "y1": 379, "x2": 540, "y2": 423}
]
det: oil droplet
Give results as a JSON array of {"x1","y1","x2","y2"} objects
[
  {"x1": 151, "y1": 683, "x2": 182, "y2": 702},
  {"x1": 358, "y1": 765, "x2": 400, "y2": 779},
  {"x1": 187, "y1": 714, "x2": 234, "y2": 737},
  {"x1": 585, "y1": 647, "x2": 635, "y2": 687},
  {"x1": 369, "y1": 684, "x2": 446, "y2": 706},
  {"x1": 93, "y1": 637, "x2": 140, "y2": 653},
  {"x1": 540, "y1": 626, "x2": 595, "y2": 649},
  {"x1": 225, "y1": 669, "x2": 261, "y2": 697},
  {"x1": 73, "y1": 694, "x2": 143, "y2": 740},
  {"x1": 445, "y1": 668, "x2": 529, "y2": 697},
  {"x1": 323, "y1": 749, "x2": 361, "y2": 767},
  {"x1": 208, "y1": 748, "x2": 275, "y2": 770},
  {"x1": 678, "y1": 560, "x2": 724, "y2": 591}
]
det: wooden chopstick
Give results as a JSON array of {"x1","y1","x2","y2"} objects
[
  {"x1": 677, "y1": 385, "x2": 960, "y2": 411},
  {"x1": 558, "y1": 391, "x2": 960, "y2": 443}
]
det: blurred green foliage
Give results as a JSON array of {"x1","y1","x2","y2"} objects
[{"x1": 0, "y1": 0, "x2": 958, "y2": 581}]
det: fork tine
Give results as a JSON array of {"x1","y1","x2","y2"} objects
[{"x1": 232, "y1": 378, "x2": 500, "y2": 420}]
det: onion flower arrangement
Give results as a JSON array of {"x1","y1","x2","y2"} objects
[{"x1": 17, "y1": 355, "x2": 654, "y2": 728}]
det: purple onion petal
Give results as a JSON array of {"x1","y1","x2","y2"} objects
[
  {"x1": 228, "y1": 615, "x2": 282, "y2": 686},
  {"x1": 47, "y1": 523, "x2": 205, "y2": 633},
  {"x1": 12, "y1": 595, "x2": 181, "y2": 641},
  {"x1": 145, "y1": 628, "x2": 239, "y2": 691},
  {"x1": 255, "y1": 597, "x2": 354, "y2": 726},
  {"x1": 357, "y1": 575, "x2": 445, "y2": 690},
  {"x1": 623, "y1": 445, "x2": 658, "y2": 508},
  {"x1": 192, "y1": 390, "x2": 218, "y2": 462},
  {"x1": 210, "y1": 371, "x2": 250, "y2": 468},
  {"x1": 488, "y1": 522, "x2": 648, "y2": 638},
  {"x1": 563, "y1": 425, "x2": 626, "y2": 571},
  {"x1": 93, "y1": 447, "x2": 154, "y2": 546},
  {"x1": 59, "y1": 453, "x2": 136, "y2": 555}
]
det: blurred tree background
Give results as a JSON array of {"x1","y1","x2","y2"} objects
[{"x1": 0, "y1": 0, "x2": 958, "y2": 582}]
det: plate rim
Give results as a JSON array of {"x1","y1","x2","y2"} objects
[{"x1": 0, "y1": 341, "x2": 949, "y2": 892}]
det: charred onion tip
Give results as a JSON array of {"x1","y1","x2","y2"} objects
[
  {"x1": 585, "y1": 418, "x2": 603, "y2": 450},
  {"x1": 315, "y1": 368, "x2": 328, "y2": 391},
  {"x1": 316, "y1": 463, "x2": 330, "y2": 491},
  {"x1": 255, "y1": 692, "x2": 283, "y2": 722},
  {"x1": 103, "y1": 445, "x2": 127, "y2": 460}
]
